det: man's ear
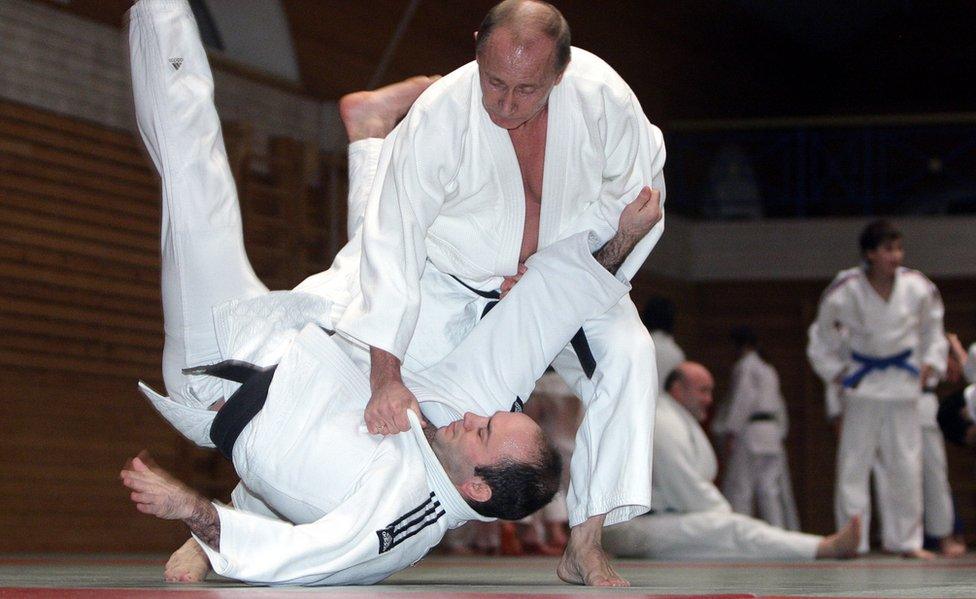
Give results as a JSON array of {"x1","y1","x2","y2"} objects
[{"x1": 459, "y1": 476, "x2": 492, "y2": 503}]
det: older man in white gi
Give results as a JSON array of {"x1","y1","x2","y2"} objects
[
  {"x1": 335, "y1": 0, "x2": 667, "y2": 585},
  {"x1": 715, "y1": 327, "x2": 798, "y2": 530},
  {"x1": 602, "y1": 362, "x2": 860, "y2": 561},
  {"x1": 121, "y1": 0, "x2": 660, "y2": 585},
  {"x1": 807, "y1": 220, "x2": 947, "y2": 557}
]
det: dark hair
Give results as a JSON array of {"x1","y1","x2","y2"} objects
[
  {"x1": 730, "y1": 325, "x2": 757, "y2": 350},
  {"x1": 467, "y1": 433, "x2": 562, "y2": 520},
  {"x1": 859, "y1": 219, "x2": 902, "y2": 257},
  {"x1": 476, "y1": 0, "x2": 571, "y2": 74},
  {"x1": 663, "y1": 368, "x2": 684, "y2": 393},
  {"x1": 641, "y1": 296, "x2": 676, "y2": 334}
]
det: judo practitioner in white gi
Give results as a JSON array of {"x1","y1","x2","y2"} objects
[
  {"x1": 807, "y1": 220, "x2": 948, "y2": 557},
  {"x1": 715, "y1": 327, "x2": 799, "y2": 530},
  {"x1": 120, "y1": 0, "x2": 661, "y2": 585},
  {"x1": 334, "y1": 1, "x2": 667, "y2": 585},
  {"x1": 640, "y1": 296, "x2": 686, "y2": 391},
  {"x1": 602, "y1": 362, "x2": 860, "y2": 561}
]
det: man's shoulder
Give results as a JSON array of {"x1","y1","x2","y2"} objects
[
  {"x1": 562, "y1": 47, "x2": 634, "y2": 97},
  {"x1": 821, "y1": 267, "x2": 862, "y2": 301},
  {"x1": 897, "y1": 266, "x2": 940, "y2": 296}
]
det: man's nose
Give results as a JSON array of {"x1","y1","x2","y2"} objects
[
  {"x1": 463, "y1": 412, "x2": 486, "y2": 430},
  {"x1": 499, "y1": 90, "x2": 516, "y2": 114}
]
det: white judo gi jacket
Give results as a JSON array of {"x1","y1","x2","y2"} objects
[
  {"x1": 337, "y1": 48, "x2": 666, "y2": 364},
  {"x1": 650, "y1": 393, "x2": 730, "y2": 514},
  {"x1": 808, "y1": 266, "x2": 947, "y2": 402},
  {"x1": 722, "y1": 351, "x2": 788, "y2": 454},
  {"x1": 140, "y1": 234, "x2": 630, "y2": 586}
]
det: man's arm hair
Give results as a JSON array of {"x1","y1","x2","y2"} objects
[
  {"x1": 594, "y1": 231, "x2": 641, "y2": 275},
  {"x1": 595, "y1": 186, "x2": 661, "y2": 274},
  {"x1": 184, "y1": 496, "x2": 221, "y2": 550}
]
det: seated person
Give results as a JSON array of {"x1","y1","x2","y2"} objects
[
  {"x1": 121, "y1": 0, "x2": 660, "y2": 586},
  {"x1": 602, "y1": 362, "x2": 860, "y2": 561}
]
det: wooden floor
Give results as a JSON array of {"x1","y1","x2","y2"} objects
[{"x1": 2, "y1": 554, "x2": 975, "y2": 598}]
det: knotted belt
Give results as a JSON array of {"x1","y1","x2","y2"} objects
[
  {"x1": 183, "y1": 360, "x2": 278, "y2": 460},
  {"x1": 841, "y1": 349, "x2": 918, "y2": 389},
  {"x1": 451, "y1": 275, "x2": 597, "y2": 379}
]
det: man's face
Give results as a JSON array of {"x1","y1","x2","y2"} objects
[
  {"x1": 476, "y1": 28, "x2": 563, "y2": 130},
  {"x1": 429, "y1": 411, "x2": 540, "y2": 482},
  {"x1": 672, "y1": 365, "x2": 714, "y2": 422},
  {"x1": 865, "y1": 238, "x2": 904, "y2": 278}
]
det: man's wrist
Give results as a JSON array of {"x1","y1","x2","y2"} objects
[
  {"x1": 184, "y1": 497, "x2": 220, "y2": 551},
  {"x1": 369, "y1": 347, "x2": 403, "y2": 390}
]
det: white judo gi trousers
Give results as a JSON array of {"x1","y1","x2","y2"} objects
[
  {"x1": 131, "y1": 0, "x2": 385, "y2": 398},
  {"x1": 836, "y1": 395, "x2": 923, "y2": 553},
  {"x1": 602, "y1": 512, "x2": 821, "y2": 561},
  {"x1": 129, "y1": 0, "x2": 269, "y2": 397}
]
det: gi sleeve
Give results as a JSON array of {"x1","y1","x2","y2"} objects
[
  {"x1": 560, "y1": 88, "x2": 667, "y2": 281},
  {"x1": 917, "y1": 279, "x2": 948, "y2": 378},
  {"x1": 807, "y1": 277, "x2": 850, "y2": 385},
  {"x1": 196, "y1": 454, "x2": 406, "y2": 586},
  {"x1": 653, "y1": 422, "x2": 731, "y2": 514},
  {"x1": 410, "y1": 233, "x2": 630, "y2": 413},
  {"x1": 230, "y1": 482, "x2": 279, "y2": 519},
  {"x1": 337, "y1": 111, "x2": 457, "y2": 360}
]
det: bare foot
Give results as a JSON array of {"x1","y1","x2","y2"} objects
[
  {"x1": 339, "y1": 75, "x2": 440, "y2": 141},
  {"x1": 816, "y1": 515, "x2": 861, "y2": 559},
  {"x1": 901, "y1": 548, "x2": 937, "y2": 560},
  {"x1": 556, "y1": 516, "x2": 628, "y2": 587},
  {"x1": 940, "y1": 536, "x2": 967, "y2": 558},
  {"x1": 164, "y1": 537, "x2": 210, "y2": 583}
]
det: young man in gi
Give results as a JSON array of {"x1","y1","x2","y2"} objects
[
  {"x1": 715, "y1": 326, "x2": 798, "y2": 530},
  {"x1": 807, "y1": 220, "x2": 948, "y2": 557},
  {"x1": 602, "y1": 362, "x2": 860, "y2": 561},
  {"x1": 121, "y1": 0, "x2": 660, "y2": 585},
  {"x1": 335, "y1": 1, "x2": 667, "y2": 585}
]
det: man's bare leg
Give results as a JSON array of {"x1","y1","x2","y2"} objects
[
  {"x1": 340, "y1": 76, "x2": 439, "y2": 142},
  {"x1": 816, "y1": 515, "x2": 861, "y2": 559},
  {"x1": 557, "y1": 514, "x2": 628, "y2": 587}
]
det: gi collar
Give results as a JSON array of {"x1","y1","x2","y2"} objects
[{"x1": 406, "y1": 410, "x2": 495, "y2": 524}]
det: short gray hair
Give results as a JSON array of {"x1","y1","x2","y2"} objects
[{"x1": 475, "y1": 0, "x2": 571, "y2": 74}]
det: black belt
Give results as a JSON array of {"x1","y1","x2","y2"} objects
[
  {"x1": 451, "y1": 275, "x2": 597, "y2": 379},
  {"x1": 183, "y1": 360, "x2": 278, "y2": 460},
  {"x1": 749, "y1": 412, "x2": 777, "y2": 423}
]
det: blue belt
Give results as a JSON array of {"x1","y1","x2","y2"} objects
[{"x1": 841, "y1": 349, "x2": 918, "y2": 389}]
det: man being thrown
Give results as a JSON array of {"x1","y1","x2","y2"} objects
[
  {"x1": 602, "y1": 362, "x2": 860, "y2": 561},
  {"x1": 336, "y1": 0, "x2": 667, "y2": 586},
  {"x1": 121, "y1": 0, "x2": 661, "y2": 586}
]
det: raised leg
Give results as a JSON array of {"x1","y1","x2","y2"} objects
[{"x1": 128, "y1": 0, "x2": 267, "y2": 395}]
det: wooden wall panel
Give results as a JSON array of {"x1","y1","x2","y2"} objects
[{"x1": 0, "y1": 99, "x2": 347, "y2": 552}]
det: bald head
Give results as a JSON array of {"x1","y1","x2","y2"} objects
[
  {"x1": 476, "y1": 0, "x2": 571, "y2": 74},
  {"x1": 665, "y1": 361, "x2": 714, "y2": 422}
]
